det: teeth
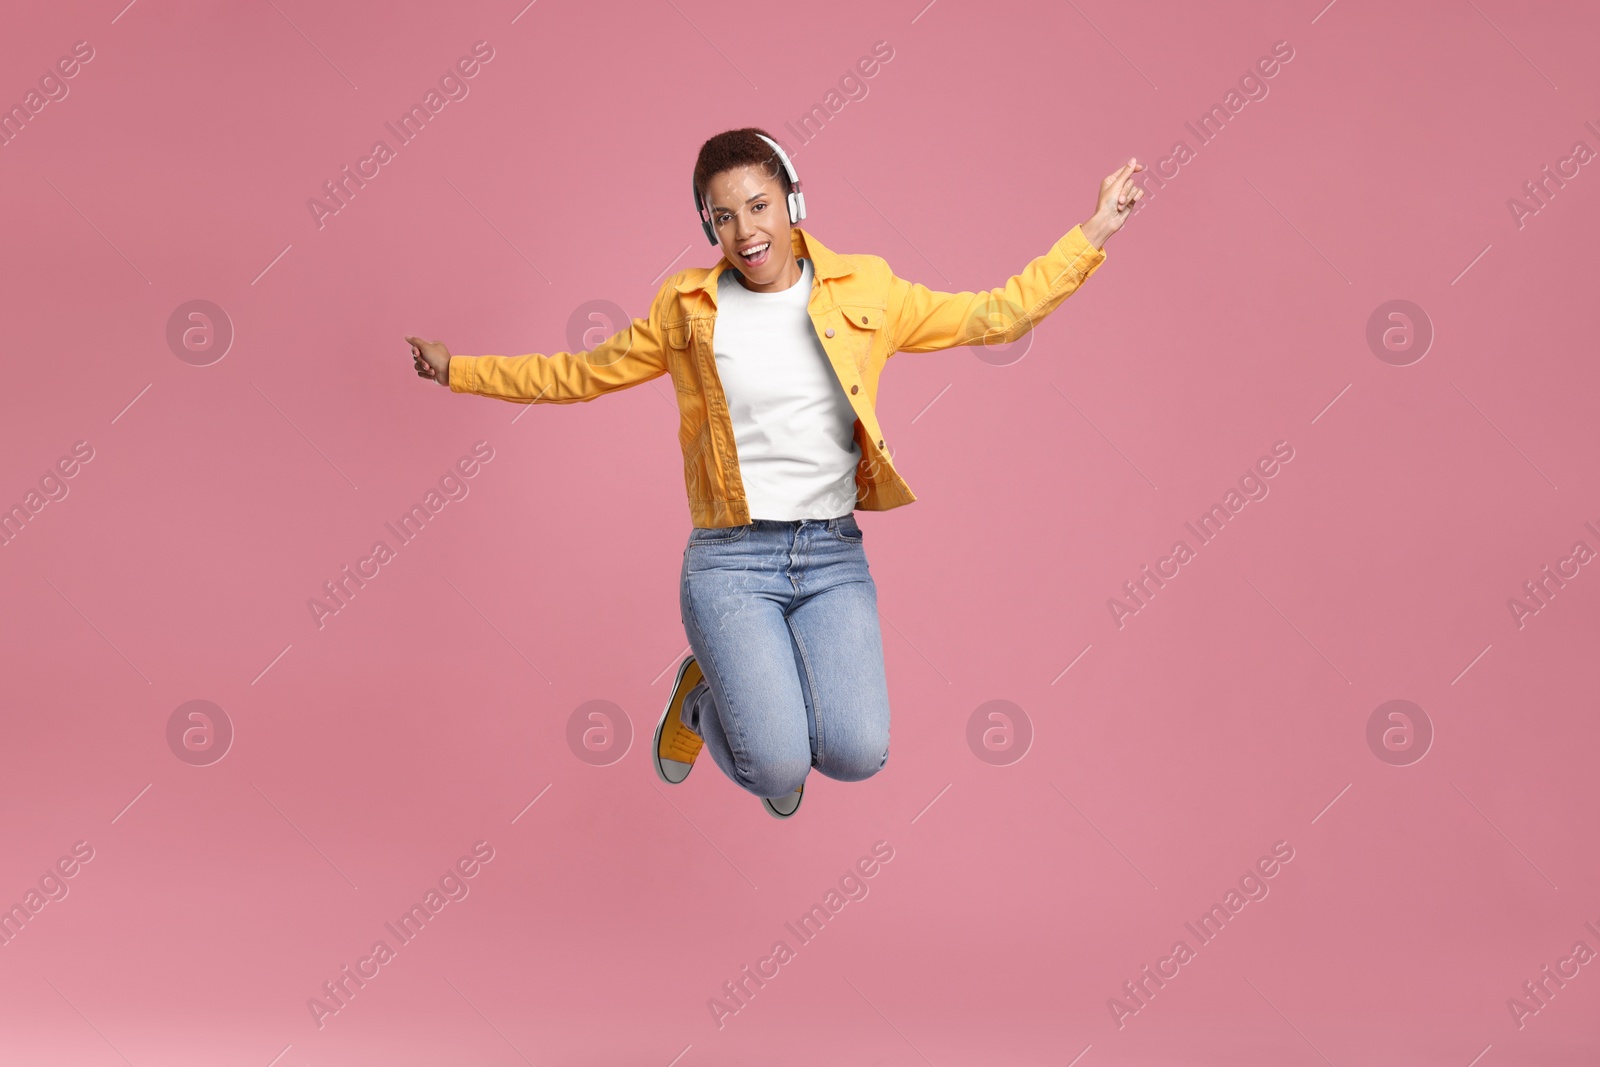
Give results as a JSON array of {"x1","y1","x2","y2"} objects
[{"x1": 740, "y1": 242, "x2": 769, "y2": 257}]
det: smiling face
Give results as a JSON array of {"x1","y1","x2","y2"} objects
[{"x1": 703, "y1": 163, "x2": 803, "y2": 294}]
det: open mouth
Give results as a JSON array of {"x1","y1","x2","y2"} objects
[{"x1": 737, "y1": 240, "x2": 771, "y2": 267}]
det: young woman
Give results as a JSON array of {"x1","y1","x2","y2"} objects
[{"x1": 407, "y1": 128, "x2": 1142, "y2": 819}]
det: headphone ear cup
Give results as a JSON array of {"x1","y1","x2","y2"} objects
[{"x1": 693, "y1": 180, "x2": 718, "y2": 245}]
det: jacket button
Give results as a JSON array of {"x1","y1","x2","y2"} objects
[
  {"x1": 850, "y1": 384, "x2": 859, "y2": 394},
  {"x1": 877, "y1": 439, "x2": 885, "y2": 448},
  {"x1": 861, "y1": 315, "x2": 869, "y2": 324},
  {"x1": 825, "y1": 328, "x2": 835, "y2": 338}
]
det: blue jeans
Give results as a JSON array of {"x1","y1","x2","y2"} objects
[{"x1": 678, "y1": 514, "x2": 891, "y2": 800}]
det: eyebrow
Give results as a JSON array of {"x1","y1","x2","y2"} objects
[{"x1": 708, "y1": 193, "x2": 769, "y2": 214}]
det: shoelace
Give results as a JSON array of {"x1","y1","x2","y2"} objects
[{"x1": 661, "y1": 717, "x2": 703, "y2": 761}]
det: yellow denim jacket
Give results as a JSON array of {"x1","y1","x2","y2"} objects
[{"x1": 448, "y1": 224, "x2": 1107, "y2": 527}]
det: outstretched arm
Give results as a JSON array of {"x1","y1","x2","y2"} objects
[
  {"x1": 407, "y1": 281, "x2": 673, "y2": 405},
  {"x1": 888, "y1": 158, "x2": 1144, "y2": 356}
]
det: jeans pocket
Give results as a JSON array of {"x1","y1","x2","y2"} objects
[
  {"x1": 832, "y1": 515, "x2": 864, "y2": 543},
  {"x1": 688, "y1": 524, "x2": 751, "y2": 546}
]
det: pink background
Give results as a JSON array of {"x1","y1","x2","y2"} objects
[{"x1": 2, "y1": 0, "x2": 1598, "y2": 1063}]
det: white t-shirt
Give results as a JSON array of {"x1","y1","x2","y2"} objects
[{"x1": 714, "y1": 258, "x2": 862, "y2": 521}]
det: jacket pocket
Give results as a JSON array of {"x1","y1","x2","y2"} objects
[
  {"x1": 665, "y1": 318, "x2": 699, "y2": 395},
  {"x1": 837, "y1": 304, "x2": 885, "y2": 373}
]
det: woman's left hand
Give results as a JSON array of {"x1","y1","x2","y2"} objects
[{"x1": 1081, "y1": 158, "x2": 1146, "y2": 248}]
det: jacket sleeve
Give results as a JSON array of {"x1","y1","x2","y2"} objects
[
  {"x1": 446, "y1": 281, "x2": 672, "y2": 405},
  {"x1": 886, "y1": 223, "x2": 1107, "y2": 356}
]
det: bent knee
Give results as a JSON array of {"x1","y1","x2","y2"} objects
[
  {"x1": 816, "y1": 739, "x2": 888, "y2": 783},
  {"x1": 741, "y1": 756, "x2": 811, "y2": 799}
]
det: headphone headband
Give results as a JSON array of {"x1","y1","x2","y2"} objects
[{"x1": 693, "y1": 132, "x2": 807, "y2": 246}]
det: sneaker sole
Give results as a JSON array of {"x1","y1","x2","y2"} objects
[
  {"x1": 653, "y1": 656, "x2": 701, "y2": 785},
  {"x1": 762, "y1": 784, "x2": 804, "y2": 819}
]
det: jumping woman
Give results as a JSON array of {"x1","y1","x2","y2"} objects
[{"x1": 407, "y1": 128, "x2": 1142, "y2": 819}]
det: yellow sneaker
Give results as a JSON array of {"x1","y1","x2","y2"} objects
[{"x1": 654, "y1": 656, "x2": 705, "y2": 784}]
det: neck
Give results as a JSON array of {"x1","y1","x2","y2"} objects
[{"x1": 735, "y1": 248, "x2": 803, "y2": 293}]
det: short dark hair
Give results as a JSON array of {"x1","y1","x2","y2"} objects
[{"x1": 692, "y1": 127, "x2": 792, "y2": 215}]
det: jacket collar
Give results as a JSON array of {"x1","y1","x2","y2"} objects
[{"x1": 673, "y1": 225, "x2": 854, "y2": 297}]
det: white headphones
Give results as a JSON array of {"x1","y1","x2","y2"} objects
[{"x1": 694, "y1": 133, "x2": 806, "y2": 246}]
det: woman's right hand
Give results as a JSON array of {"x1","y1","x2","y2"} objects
[
  {"x1": 406, "y1": 336, "x2": 451, "y2": 387},
  {"x1": 1080, "y1": 158, "x2": 1146, "y2": 249}
]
